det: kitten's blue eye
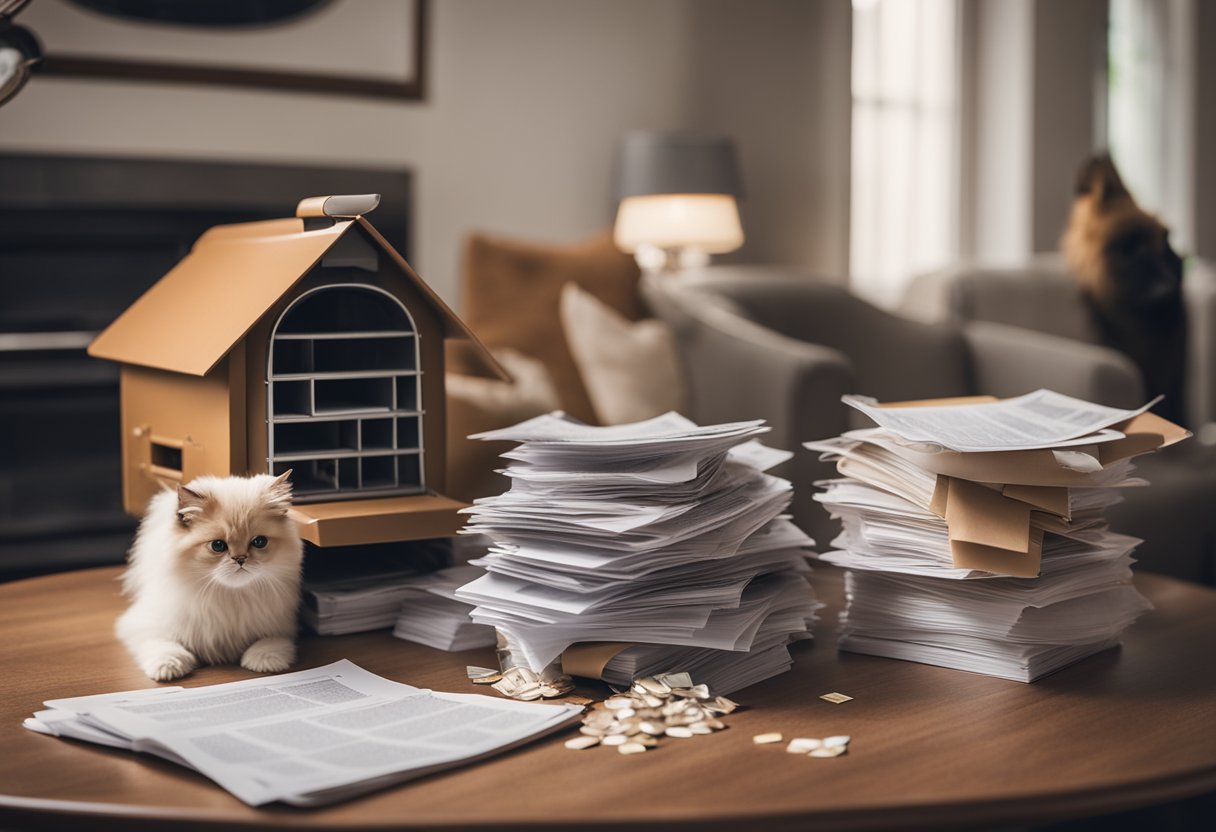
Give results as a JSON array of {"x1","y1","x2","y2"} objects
[
  {"x1": 209, "y1": 540, "x2": 228, "y2": 553},
  {"x1": 250, "y1": 536, "x2": 268, "y2": 549}
]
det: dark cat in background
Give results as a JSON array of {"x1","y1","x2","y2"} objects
[{"x1": 1061, "y1": 154, "x2": 1187, "y2": 426}]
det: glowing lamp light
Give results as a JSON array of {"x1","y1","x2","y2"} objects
[{"x1": 613, "y1": 133, "x2": 744, "y2": 271}]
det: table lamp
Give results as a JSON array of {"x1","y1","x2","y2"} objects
[{"x1": 613, "y1": 132, "x2": 744, "y2": 272}]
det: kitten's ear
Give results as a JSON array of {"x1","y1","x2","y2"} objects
[
  {"x1": 266, "y1": 469, "x2": 293, "y2": 516},
  {"x1": 176, "y1": 484, "x2": 207, "y2": 526}
]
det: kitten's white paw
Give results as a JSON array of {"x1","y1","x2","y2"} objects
[
  {"x1": 241, "y1": 637, "x2": 295, "y2": 674},
  {"x1": 142, "y1": 648, "x2": 197, "y2": 682}
]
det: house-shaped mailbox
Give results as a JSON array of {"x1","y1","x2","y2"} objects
[{"x1": 89, "y1": 194, "x2": 506, "y2": 548}]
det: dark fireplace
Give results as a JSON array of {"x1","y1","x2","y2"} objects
[{"x1": 0, "y1": 154, "x2": 411, "y2": 580}]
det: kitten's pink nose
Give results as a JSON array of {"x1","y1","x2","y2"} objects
[{"x1": 232, "y1": 553, "x2": 248, "y2": 566}]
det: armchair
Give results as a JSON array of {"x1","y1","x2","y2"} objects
[
  {"x1": 902, "y1": 254, "x2": 1216, "y2": 430},
  {"x1": 642, "y1": 267, "x2": 1143, "y2": 549}
]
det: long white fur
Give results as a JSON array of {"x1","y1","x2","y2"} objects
[{"x1": 115, "y1": 474, "x2": 303, "y2": 682}]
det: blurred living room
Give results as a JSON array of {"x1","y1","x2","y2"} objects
[{"x1": 1, "y1": 0, "x2": 1214, "y2": 830}]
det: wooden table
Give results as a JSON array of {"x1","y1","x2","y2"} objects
[{"x1": 1, "y1": 566, "x2": 1214, "y2": 831}]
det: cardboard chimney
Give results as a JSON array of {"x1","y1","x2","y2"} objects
[{"x1": 89, "y1": 194, "x2": 506, "y2": 548}]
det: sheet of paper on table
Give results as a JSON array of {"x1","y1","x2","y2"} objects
[{"x1": 22, "y1": 660, "x2": 582, "y2": 807}]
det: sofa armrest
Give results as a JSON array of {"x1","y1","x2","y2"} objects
[
  {"x1": 963, "y1": 321, "x2": 1144, "y2": 407},
  {"x1": 643, "y1": 277, "x2": 853, "y2": 449},
  {"x1": 644, "y1": 278, "x2": 854, "y2": 542},
  {"x1": 687, "y1": 305, "x2": 854, "y2": 446}
]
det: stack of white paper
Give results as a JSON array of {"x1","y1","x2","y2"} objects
[
  {"x1": 23, "y1": 660, "x2": 582, "y2": 806},
  {"x1": 301, "y1": 540, "x2": 451, "y2": 636},
  {"x1": 392, "y1": 565, "x2": 497, "y2": 652},
  {"x1": 454, "y1": 412, "x2": 820, "y2": 694},
  {"x1": 303, "y1": 568, "x2": 428, "y2": 635},
  {"x1": 806, "y1": 390, "x2": 1181, "y2": 682}
]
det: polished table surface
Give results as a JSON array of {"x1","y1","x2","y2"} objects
[{"x1": 1, "y1": 565, "x2": 1214, "y2": 832}]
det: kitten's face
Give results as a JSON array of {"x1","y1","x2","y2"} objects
[{"x1": 174, "y1": 474, "x2": 301, "y2": 589}]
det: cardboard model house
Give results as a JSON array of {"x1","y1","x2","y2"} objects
[{"x1": 88, "y1": 194, "x2": 506, "y2": 548}]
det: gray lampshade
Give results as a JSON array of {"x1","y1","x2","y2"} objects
[{"x1": 615, "y1": 133, "x2": 743, "y2": 201}]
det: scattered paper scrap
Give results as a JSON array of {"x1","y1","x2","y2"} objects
[
  {"x1": 657, "y1": 671, "x2": 693, "y2": 689},
  {"x1": 780, "y1": 735, "x2": 851, "y2": 758},
  {"x1": 567, "y1": 674, "x2": 735, "y2": 754},
  {"x1": 466, "y1": 666, "x2": 502, "y2": 685},
  {"x1": 819, "y1": 692, "x2": 853, "y2": 704},
  {"x1": 753, "y1": 732, "x2": 784, "y2": 745},
  {"x1": 786, "y1": 738, "x2": 822, "y2": 753},
  {"x1": 490, "y1": 666, "x2": 575, "y2": 701},
  {"x1": 810, "y1": 745, "x2": 848, "y2": 758}
]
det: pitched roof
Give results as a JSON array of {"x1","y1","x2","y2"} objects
[{"x1": 88, "y1": 216, "x2": 506, "y2": 380}]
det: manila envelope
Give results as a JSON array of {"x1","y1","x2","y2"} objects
[
  {"x1": 952, "y1": 528, "x2": 1045, "y2": 578},
  {"x1": 926, "y1": 474, "x2": 1116, "y2": 578},
  {"x1": 561, "y1": 642, "x2": 633, "y2": 680},
  {"x1": 1001, "y1": 483, "x2": 1071, "y2": 518},
  {"x1": 930, "y1": 476, "x2": 1043, "y2": 577}
]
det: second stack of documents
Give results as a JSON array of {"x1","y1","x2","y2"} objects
[{"x1": 806, "y1": 390, "x2": 1188, "y2": 682}]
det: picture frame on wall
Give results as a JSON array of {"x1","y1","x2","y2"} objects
[{"x1": 25, "y1": 0, "x2": 427, "y2": 100}]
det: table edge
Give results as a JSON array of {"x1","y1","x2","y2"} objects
[{"x1": 2, "y1": 763, "x2": 1214, "y2": 832}]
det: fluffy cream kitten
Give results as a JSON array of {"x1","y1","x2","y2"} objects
[{"x1": 116, "y1": 471, "x2": 303, "y2": 682}]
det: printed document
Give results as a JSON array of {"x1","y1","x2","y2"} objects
[
  {"x1": 842, "y1": 389, "x2": 1159, "y2": 452},
  {"x1": 24, "y1": 660, "x2": 582, "y2": 807}
]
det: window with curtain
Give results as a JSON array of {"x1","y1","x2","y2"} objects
[
  {"x1": 1108, "y1": 0, "x2": 1167, "y2": 215},
  {"x1": 849, "y1": 0, "x2": 960, "y2": 307},
  {"x1": 1107, "y1": 0, "x2": 1197, "y2": 256}
]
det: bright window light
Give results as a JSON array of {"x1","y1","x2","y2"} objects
[
  {"x1": 1108, "y1": 0, "x2": 1166, "y2": 215},
  {"x1": 849, "y1": 0, "x2": 960, "y2": 307}
]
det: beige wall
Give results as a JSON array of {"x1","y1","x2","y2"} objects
[
  {"x1": 684, "y1": 0, "x2": 853, "y2": 280},
  {"x1": 0, "y1": 0, "x2": 851, "y2": 301},
  {"x1": 1030, "y1": 0, "x2": 1106, "y2": 253},
  {"x1": 1196, "y1": 0, "x2": 1216, "y2": 259},
  {"x1": 963, "y1": 0, "x2": 1106, "y2": 263},
  {"x1": 965, "y1": 0, "x2": 1034, "y2": 262}
]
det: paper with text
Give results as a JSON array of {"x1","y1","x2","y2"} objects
[
  {"x1": 842, "y1": 390, "x2": 1159, "y2": 452},
  {"x1": 25, "y1": 660, "x2": 582, "y2": 807}
]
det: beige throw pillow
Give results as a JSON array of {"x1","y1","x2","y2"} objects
[
  {"x1": 560, "y1": 283, "x2": 687, "y2": 425},
  {"x1": 454, "y1": 230, "x2": 643, "y2": 423}
]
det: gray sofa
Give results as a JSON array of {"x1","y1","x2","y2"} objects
[
  {"x1": 642, "y1": 267, "x2": 1146, "y2": 557},
  {"x1": 902, "y1": 254, "x2": 1216, "y2": 430}
]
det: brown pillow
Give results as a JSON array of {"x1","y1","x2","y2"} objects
[{"x1": 456, "y1": 230, "x2": 643, "y2": 423}]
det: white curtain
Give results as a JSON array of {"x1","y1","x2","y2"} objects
[
  {"x1": 849, "y1": 0, "x2": 960, "y2": 307},
  {"x1": 1108, "y1": 0, "x2": 1168, "y2": 215},
  {"x1": 1108, "y1": 0, "x2": 1197, "y2": 255}
]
